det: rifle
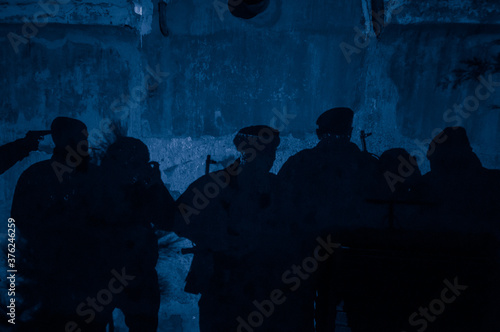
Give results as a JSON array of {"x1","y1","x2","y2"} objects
[
  {"x1": 205, "y1": 155, "x2": 217, "y2": 175},
  {"x1": 26, "y1": 130, "x2": 51, "y2": 141},
  {"x1": 360, "y1": 130, "x2": 372, "y2": 153}
]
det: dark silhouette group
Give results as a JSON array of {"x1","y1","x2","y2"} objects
[
  {"x1": 9, "y1": 118, "x2": 176, "y2": 331},
  {"x1": 3, "y1": 108, "x2": 500, "y2": 332}
]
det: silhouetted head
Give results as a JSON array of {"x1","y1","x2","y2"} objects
[
  {"x1": 102, "y1": 137, "x2": 150, "y2": 169},
  {"x1": 50, "y1": 117, "x2": 90, "y2": 171},
  {"x1": 380, "y1": 148, "x2": 421, "y2": 192},
  {"x1": 51, "y1": 117, "x2": 88, "y2": 150},
  {"x1": 233, "y1": 125, "x2": 280, "y2": 172},
  {"x1": 380, "y1": 148, "x2": 419, "y2": 173},
  {"x1": 428, "y1": 127, "x2": 482, "y2": 173},
  {"x1": 101, "y1": 137, "x2": 154, "y2": 185},
  {"x1": 316, "y1": 107, "x2": 354, "y2": 141}
]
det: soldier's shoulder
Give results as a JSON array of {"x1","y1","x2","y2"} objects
[
  {"x1": 365, "y1": 150, "x2": 379, "y2": 161},
  {"x1": 180, "y1": 166, "x2": 235, "y2": 197},
  {"x1": 285, "y1": 148, "x2": 316, "y2": 165},
  {"x1": 278, "y1": 148, "x2": 315, "y2": 177},
  {"x1": 184, "y1": 174, "x2": 211, "y2": 192},
  {"x1": 13, "y1": 160, "x2": 54, "y2": 190},
  {"x1": 345, "y1": 144, "x2": 377, "y2": 168},
  {"x1": 20, "y1": 159, "x2": 53, "y2": 177},
  {"x1": 417, "y1": 171, "x2": 439, "y2": 188}
]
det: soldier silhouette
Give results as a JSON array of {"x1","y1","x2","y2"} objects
[
  {"x1": 405, "y1": 126, "x2": 500, "y2": 331},
  {"x1": 174, "y1": 125, "x2": 284, "y2": 332},
  {"x1": 278, "y1": 107, "x2": 383, "y2": 332},
  {"x1": 345, "y1": 127, "x2": 500, "y2": 332},
  {"x1": 334, "y1": 147, "x2": 425, "y2": 332},
  {"x1": 412, "y1": 127, "x2": 500, "y2": 233},
  {"x1": 11, "y1": 117, "x2": 105, "y2": 331},
  {"x1": 93, "y1": 136, "x2": 177, "y2": 332}
]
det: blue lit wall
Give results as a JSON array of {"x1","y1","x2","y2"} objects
[{"x1": 1, "y1": 0, "x2": 500, "y2": 330}]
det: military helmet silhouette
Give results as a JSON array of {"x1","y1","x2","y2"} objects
[
  {"x1": 316, "y1": 107, "x2": 354, "y2": 137},
  {"x1": 233, "y1": 125, "x2": 280, "y2": 153},
  {"x1": 103, "y1": 137, "x2": 150, "y2": 167}
]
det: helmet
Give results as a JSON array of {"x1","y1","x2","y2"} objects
[
  {"x1": 233, "y1": 125, "x2": 280, "y2": 154},
  {"x1": 316, "y1": 107, "x2": 354, "y2": 138}
]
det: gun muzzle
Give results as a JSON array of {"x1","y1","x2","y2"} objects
[{"x1": 26, "y1": 130, "x2": 51, "y2": 140}]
